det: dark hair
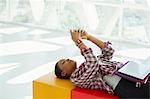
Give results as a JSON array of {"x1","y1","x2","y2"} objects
[{"x1": 54, "y1": 62, "x2": 70, "y2": 79}]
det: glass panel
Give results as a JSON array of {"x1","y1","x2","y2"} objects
[
  {"x1": 123, "y1": 0, "x2": 150, "y2": 7},
  {"x1": 0, "y1": 0, "x2": 149, "y2": 44},
  {"x1": 95, "y1": 5, "x2": 120, "y2": 35},
  {"x1": 123, "y1": 9, "x2": 150, "y2": 44},
  {"x1": 55, "y1": 2, "x2": 83, "y2": 30},
  {"x1": 91, "y1": 0, "x2": 121, "y2": 4},
  {"x1": 0, "y1": 0, "x2": 7, "y2": 21},
  {"x1": 13, "y1": 0, "x2": 33, "y2": 23}
]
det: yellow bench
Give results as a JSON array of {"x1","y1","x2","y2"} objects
[{"x1": 33, "y1": 72, "x2": 75, "y2": 99}]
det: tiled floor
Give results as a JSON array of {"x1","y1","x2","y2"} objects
[{"x1": 0, "y1": 23, "x2": 150, "y2": 99}]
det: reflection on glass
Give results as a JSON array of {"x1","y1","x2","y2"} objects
[
  {"x1": 0, "y1": 0, "x2": 149, "y2": 44},
  {"x1": 14, "y1": 0, "x2": 33, "y2": 23},
  {"x1": 123, "y1": 9, "x2": 150, "y2": 44}
]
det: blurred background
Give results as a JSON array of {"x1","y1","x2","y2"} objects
[{"x1": 0, "y1": 0, "x2": 150, "y2": 99}]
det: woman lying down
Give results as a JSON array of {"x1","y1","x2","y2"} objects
[{"x1": 54, "y1": 29, "x2": 149, "y2": 98}]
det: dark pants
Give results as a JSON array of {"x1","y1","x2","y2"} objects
[{"x1": 114, "y1": 78, "x2": 150, "y2": 99}]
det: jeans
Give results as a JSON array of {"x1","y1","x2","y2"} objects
[{"x1": 114, "y1": 78, "x2": 150, "y2": 99}]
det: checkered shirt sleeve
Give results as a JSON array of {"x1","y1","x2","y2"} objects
[
  {"x1": 70, "y1": 47, "x2": 114, "y2": 94},
  {"x1": 97, "y1": 41, "x2": 123, "y2": 75},
  {"x1": 97, "y1": 41, "x2": 115, "y2": 61}
]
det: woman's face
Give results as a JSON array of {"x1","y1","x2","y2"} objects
[{"x1": 57, "y1": 59, "x2": 77, "y2": 76}]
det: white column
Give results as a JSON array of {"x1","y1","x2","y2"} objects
[
  {"x1": 146, "y1": 0, "x2": 150, "y2": 6},
  {"x1": 82, "y1": 1, "x2": 99, "y2": 31},
  {"x1": 123, "y1": 0, "x2": 135, "y2": 4},
  {"x1": 103, "y1": 8, "x2": 121, "y2": 35},
  {"x1": 9, "y1": 0, "x2": 21, "y2": 21},
  {"x1": 29, "y1": 0, "x2": 45, "y2": 22},
  {"x1": 46, "y1": 1, "x2": 61, "y2": 29}
]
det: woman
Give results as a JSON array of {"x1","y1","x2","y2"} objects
[{"x1": 55, "y1": 29, "x2": 149, "y2": 98}]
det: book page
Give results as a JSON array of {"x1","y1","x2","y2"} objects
[{"x1": 118, "y1": 61, "x2": 150, "y2": 79}]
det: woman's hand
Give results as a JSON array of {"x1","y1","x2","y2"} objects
[
  {"x1": 70, "y1": 29, "x2": 80, "y2": 43},
  {"x1": 78, "y1": 29, "x2": 90, "y2": 40},
  {"x1": 70, "y1": 29, "x2": 88, "y2": 49}
]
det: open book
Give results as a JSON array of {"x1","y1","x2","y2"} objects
[{"x1": 116, "y1": 61, "x2": 150, "y2": 84}]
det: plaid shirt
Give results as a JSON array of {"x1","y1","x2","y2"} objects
[{"x1": 70, "y1": 42, "x2": 123, "y2": 94}]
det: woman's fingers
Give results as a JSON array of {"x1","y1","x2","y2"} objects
[
  {"x1": 77, "y1": 29, "x2": 80, "y2": 33},
  {"x1": 80, "y1": 30, "x2": 88, "y2": 39},
  {"x1": 70, "y1": 29, "x2": 73, "y2": 33},
  {"x1": 70, "y1": 29, "x2": 88, "y2": 40},
  {"x1": 70, "y1": 29, "x2": 80, "y2": 42},
  {"x1": 74, "y1": 29, "x2": 78, "y2": 33},
  {"x1": 70, "y1": 29, "x2": 74, "y2": 38}
]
